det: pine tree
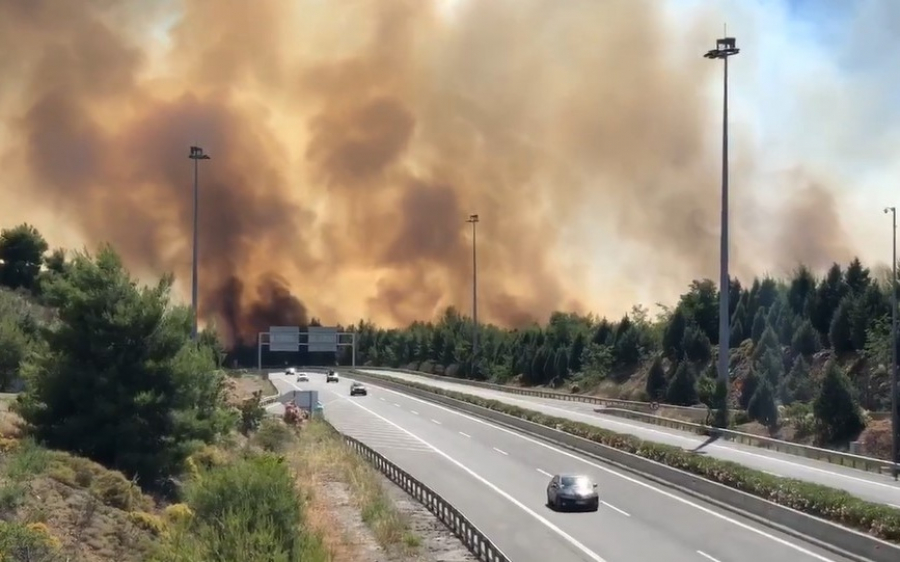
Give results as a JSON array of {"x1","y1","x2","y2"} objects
[
  {"x1": 750, "y1": 309, "x2": 767, "y2": 343},
  {"x1": 828, "y1": 297, "x2": 855, "y2": 353},
  {"x1": 739, "y1": 368, "x2": 760, "y2": 410},
  {"x1": 781, "y1": 355, "x2": 814, "y2": 404},
  {"x1": 569, "y1": 332, "x2": 586, "y2": 373},
  {"x1": 753, "y1": 325, "x2": 780, "y2": 362},
  {"x1": 681, "y1": 324, "x2": 712, "y2": 363},
  {"x1": 730, "y1": 319, "x2": 745, "y2": 347},
  {"x1": 613, "y1": 323, "x2": 641, "y2": 367},
  {"x1": 554, "y1": 347, "x2": 570, "y2": 379},
  {"x1": 730, "y1": 300, "x2": 748, "y2": 337},
  {"x1": 790, "y1": 319, "x2": 820, "y2": 356},
  {"x1": 757, "y1": 348, "x2": 784, "y2": 388},
  {"x1": 813, "y1": 361, "x2": 865, "y2": 444},
  {"x1": 662, "y1": 308, "x2": 687, "y2": 360},
  {"x1": 645, "y1": 356, "x2": 667, "y2": 400},
  {"x1": 748, "y1": 379, "x2": 779, "y2": 431},
  {"x1": 666, "y1": 361, "x2": 699, "y2": 406}
]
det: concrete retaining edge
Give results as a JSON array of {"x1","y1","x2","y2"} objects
[{"x1": 347, "y1": 369, "x2": 900, "y2": 562}]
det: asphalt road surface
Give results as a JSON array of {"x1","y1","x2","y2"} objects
[
  {"x1": 269, "y1": 370, "x2": 862, "y2": 562},
  {"x1": 355, "y1": 368, "x2": 900, "y2": 508}
]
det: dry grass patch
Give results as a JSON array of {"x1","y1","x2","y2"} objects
[
  {"x1": 0, "y1": 396, "x2": 22, "y2": 440},
  {"x1": 0, "y1": 439, "x2": 161, "y2": 562},
  {"x1": 286, "y1": 418, "x2": 421, "y2": 556},
  {"x1": 223, "y1": 374, "x2": 277, "y2": 407}
]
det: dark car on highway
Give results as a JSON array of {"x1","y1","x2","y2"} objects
[
  {"x1": 546, "y1": 474, "x2": 599, "y2": 511},
  {"x1": 350, "y1": 382, "x2": 367, "y2": 396}
]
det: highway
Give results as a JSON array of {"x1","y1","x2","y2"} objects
[
  {"x1": 270, "y1": 370, "x2": 861, "y2": 562},
  {"x1": 356, "y1": 368, "x2": 900, "y2": 508}
]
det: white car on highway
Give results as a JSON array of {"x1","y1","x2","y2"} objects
[
  {"x1": 296, "y1": 373, "x2": 309, "y2": 383},
  {"x1": 286, "y1": 367, "x2": 296, "y2": 375}
]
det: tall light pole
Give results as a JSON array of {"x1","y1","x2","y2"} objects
[
  {"x1": 885, "y1": 206, "x2": 899, "y2": 480},
  {"x1": 189, "y1": 146, "x2": 210, "y2": 341},
  {"x1": 705, "y1": 36, "x2": 739, "y2": 427},
  {"x1": 467, "y1": 214, "x2": 480, "y2": 361}
]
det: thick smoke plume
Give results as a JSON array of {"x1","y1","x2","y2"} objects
[{"x1": 0, "y1": 0, "x2": 863, "y2": 344}]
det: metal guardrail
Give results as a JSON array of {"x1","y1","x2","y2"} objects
[
  {"x1": 342, "y1": 433, "x2": 511, "y2": 562},
  {"x1": 364, "y1": 366, "x2": 895, "y2": 419},
  {"x1": 355, "y1": 368, "x2": 900, "y2": 476},
  {"x1": 597, "y1": 407, "x2": 899, "y2": 475}
]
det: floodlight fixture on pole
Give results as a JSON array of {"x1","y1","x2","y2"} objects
[
  {"x1": 705, "y1": 36, "x2": 739, "y2": 427},
  {"x1": 189, "y1": 145, "x2": 211, "y2": 341},
  {"x1": 467, "y1": 214, "x2": 480, "y2": 361}
]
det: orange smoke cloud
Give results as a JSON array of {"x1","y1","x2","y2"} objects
[{"x1": 0, "y1": 0, "x2": 855, "y2": 344}]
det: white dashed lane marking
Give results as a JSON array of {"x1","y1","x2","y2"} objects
[
  {"x1": 601, "y1": 501, "x2": 630, "y2": 517},
  {"x1": 320, "y1": 396, "x2": 433, "y2": 453},
  {"x1": 697, "y1": 551, "x2": 722, "y2": 562}
]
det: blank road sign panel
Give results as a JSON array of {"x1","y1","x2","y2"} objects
[
  {"x1": 308, "y1": 326, "x2": 338, "y2": 352},
  {"x1": 269, "y1": 326, "x2": 300, "y2": 352}
]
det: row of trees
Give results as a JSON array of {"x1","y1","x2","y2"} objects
[
  {"x1": 345, "y1": 259, "x2": 897, "y2": 445},
  {"x1": 1, "y1": 222, "x2": 888, "y2": 448},
  {"x1": 1, "y1": 223, "x2": 233, "y2": 487}
]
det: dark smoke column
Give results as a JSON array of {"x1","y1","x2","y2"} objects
[
  {"x1": 189, "y1": 146, "x2": 211, "y2": 341},
  {"x1": 704, "y1": 36, "x2": 739, "y2": 427}
]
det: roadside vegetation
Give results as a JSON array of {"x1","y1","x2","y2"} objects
[
  {"x1": 0, "y1": 222, "x2": 425, "y2": 562},
  {"x1": 254, "y1": 417, "x2": 421, "y2": 557},
  {"x1": 343, "y1": 260, "x2": 899, "y2": 457}
]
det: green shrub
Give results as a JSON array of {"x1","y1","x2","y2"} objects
[
  {"x1": 0, "y1": 482, "x2": 25, "y2": 512},
  {"x1": 176, "y1": 453, "x2": 328, "y2": 562},
  {"x1": 239, "y1": 390, "x2": 266, "y2": 435},
  {"x1": 360, "y1": 372, "x2": 900, "y2": 543},
  {"x1": 4, "y1": 438, "x2": 50, "y2": 481},
  {"x1": 253, "y1": 418, "x2": 295, "y2": 453},
  {"x1": 0, "y1": 522, "x2": 64, "y2": 562}
]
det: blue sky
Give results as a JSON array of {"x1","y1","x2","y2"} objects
[{"x1": 683, "y1": 0, "x2": 900, "y2": 248}]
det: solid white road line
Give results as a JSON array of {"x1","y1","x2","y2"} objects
[
  {"x1": 366, "y1": 382, "x2": 842, "y2": 562},
  {"x1": 459, "y1": 431, "x2": 471, "y2": 438},
  {"x1": 411, "y1": 410, "x2": 419, "y2": 415},
  {"x1": 394, "y1": 403, "x2": 401, "y2": 407},
  {"x1": 493, "y1": 447, "x2": 508, "y2": 456},
  {"x1": 328, "y1": 390, "x2": 609, "y2": 562},
  {"x1": 368, "y1": 372, "x2": 899, "y2": 491},
  {"x1": 537, "y1": 468, "x2": 553, "y2": 477},
  {"x1": 697, "y1": 550, "x2": 723, "y2": 562},
  {"x1": 601, "y1": 501, "x2": 630, "y2": 517},
  {"x1": 431, "y1": 419, "x2": 442, "y2": 425}
]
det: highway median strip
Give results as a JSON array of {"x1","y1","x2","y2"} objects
[{"x1": 351, "y1": 370, "x2": 900, "y2": 544}]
